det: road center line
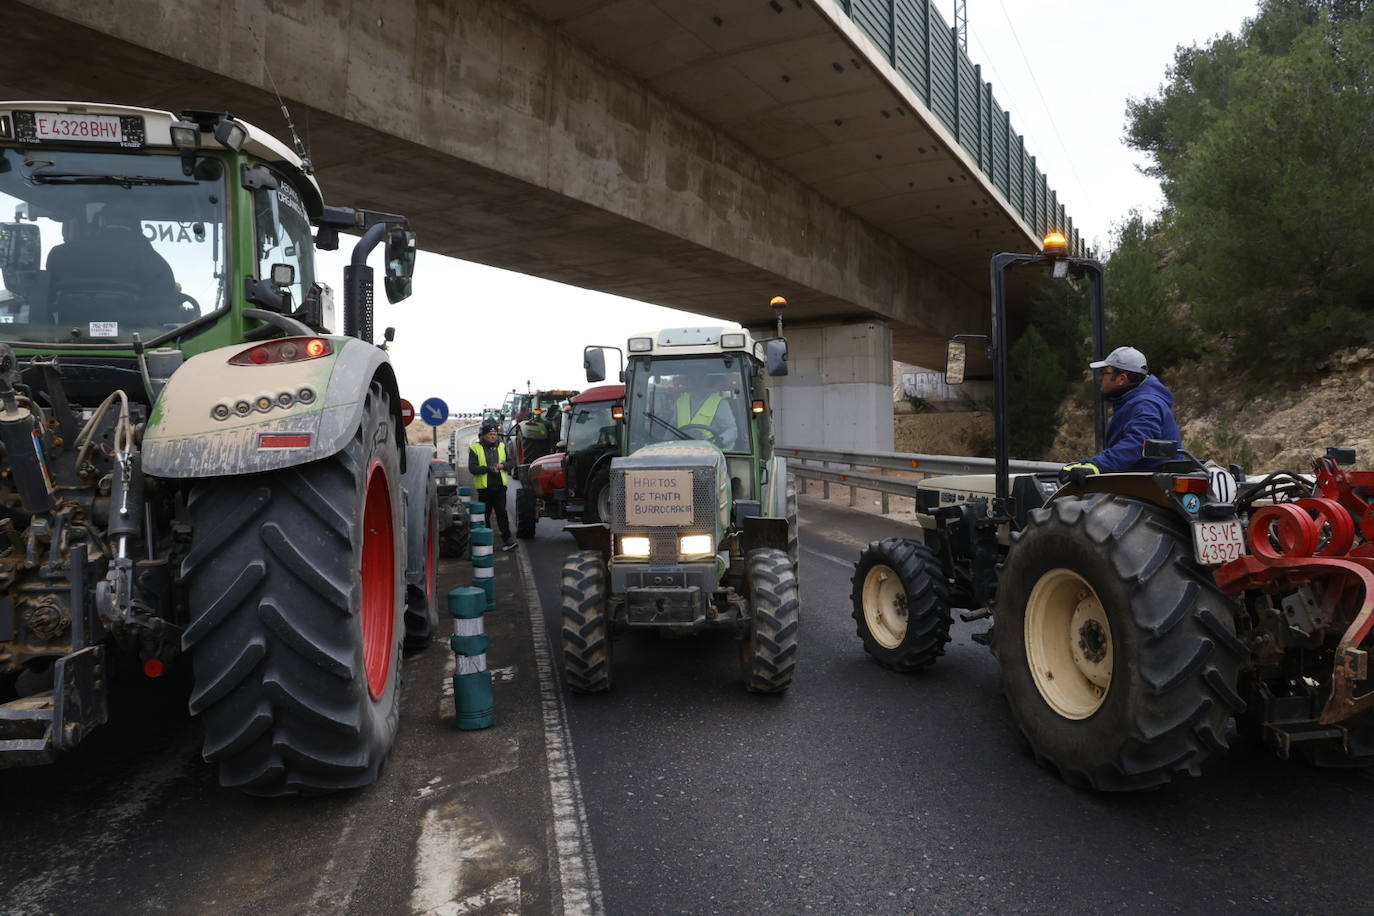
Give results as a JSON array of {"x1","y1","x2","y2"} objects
[
  {"x1": 803, "y1": 543, "x2": 858, "y2": 568},
  {"x1": 515, "y1": 544, "x2": 605, "y2": 916}
]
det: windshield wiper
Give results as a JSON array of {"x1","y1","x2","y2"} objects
[
  {"x1": 27, "y1": 172, "x2": 197, "y2": 187},
  {"x1": 645, "y1": 410, "x2": 691, "y2": 440}
]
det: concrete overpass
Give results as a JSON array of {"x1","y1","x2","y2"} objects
[{"x1": 4, "y1": 0, "x2": 1082, "y2": 450}]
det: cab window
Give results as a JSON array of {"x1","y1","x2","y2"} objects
[{"x1": 253, "y1": 172, "x2": 314, "y2": 307}]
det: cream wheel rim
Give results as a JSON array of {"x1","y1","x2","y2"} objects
[
  {"x1": 1024, "y1": 568, "x2": 1113, "y2": 719},
  {"x1": 862, "y1": 564, "x2": 907, "y2": 649}
]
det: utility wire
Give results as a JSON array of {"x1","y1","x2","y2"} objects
[{"x1": 993, "y1": 0, "x2": 1089, "y2": 209}]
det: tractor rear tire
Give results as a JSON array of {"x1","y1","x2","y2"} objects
[
  {"x1": 743, "y1": 547, "x2": 800, "y2": 693},
  {"x1": 584, "y1": 468, "x2": 611, "y2": 524},
  {"x1": 182, "y1": 381, "x2": 405, "y2": 796},
  {"x1": 851, "y1": 538, "x2": 951, "y2": 672},
  {"x1": 561, "y1": 551, "x2": 612, "y2": 693},
  {"x1": 995, "y1": 494, "x2": 1247, "y2": 791},
  {"x1": 516, "y1": 486, "x2": 537, "y2": 539}
]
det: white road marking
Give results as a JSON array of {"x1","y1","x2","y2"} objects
[
  {"x1": 516, "y1": 544, "x2": 605, "y2": 916},
  {"x1": 804, "y1": 544, "x2": 858, "y2": 568}
]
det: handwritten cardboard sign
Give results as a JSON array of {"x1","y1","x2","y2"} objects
[{"x1": 624, "y1": 470, "x2": 695, "y2": 527}]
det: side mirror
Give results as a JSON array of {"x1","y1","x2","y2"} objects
[
  {"x1": 765, "y1": 339, "x2": 788, "y2": 377},
  {"x1": 383, "y1": 227, "x2": 416, "y2": 304},
  {"x1": 1142, "y1": 439, "x2": 1179, "y2": 461},
  {"x1": 0, "y1": 222, "x2": 42, "y2": 273},
  {"x1": 584, "y1": 346, "x2": 607, "y2": 383},
  {"x1": 944, "y1": 340, "x2": 967, "y2": 386}
]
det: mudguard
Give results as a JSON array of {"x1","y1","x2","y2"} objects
[
  {"x1": 762, "y1": 454, "x2": 788, "y2": 518},
  {"x1": 142, "y1": 336, "x2": 402, "y2": 477}
]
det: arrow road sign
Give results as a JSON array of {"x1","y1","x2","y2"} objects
[
  {"x1": 400, "y1": 399, "x2": 415, "y2": 427},
  {"x1": 420, "y1": 397, "x2": 449, "y2": 427}
]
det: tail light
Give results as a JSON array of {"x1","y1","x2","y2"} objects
[
  {"x1": 1173, "y1": 476, "x2": 1209, "y2": 495},
  {"x1": 229, "y1": 337, "x2": 333, "y2": 366}
]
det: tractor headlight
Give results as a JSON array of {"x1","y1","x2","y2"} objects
[
  {"x1": 620, "y1": 536, "x2": 651, "y2": 557},
  {"x1": 720, "y1": 333, "x2": 745, "y2": 349},
  {"x1": 628, "y1": 337, "x2": 653, "y2": 352},
  {"x1": 679, "y1": 534, "x2": 713, "y2": 556}
]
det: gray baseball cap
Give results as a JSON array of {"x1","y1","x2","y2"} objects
[{"x1": 1088, "y1": 346, "x2": 1148, "y2": 374}]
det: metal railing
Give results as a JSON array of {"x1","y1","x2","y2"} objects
[
  {"x1": 780, "y1": 444, "x2": 1059, "y2": 515},
  {"x1": 835, "y1": 0, "x2": 1085, "y2": 255}
]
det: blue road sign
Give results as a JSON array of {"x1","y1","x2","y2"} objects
[{"x1": 420, "y1": 397, "x2": 449, "y2": 427}]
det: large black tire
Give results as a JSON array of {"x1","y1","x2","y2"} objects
[
  {"x1": 561, "y1": 551, "x2": 612, "y2": 693},
  {"x1": 995, "y1": 494, "x2": 1248, "y2": 791},
  {"x1": 850, "y1": 538, "x2": 951, "y2": 672},
  {"x1": 516, "y1": 486, "x2": 537, "y2": 539},
  {"x1": 439, "y1": 506, "x2": 469, "y2": 558},
  {"x1": 182, "y1": 381, "x2": 405, "y2": 795},
  {"x1": 402, "y1": 447, "x2": 440, "y2": 650},
  {"x1": 743, "y1": 547, "x2": 800, "y2": 693},
  {"x1": 583, "y1": 468, "x2": 610, "y2": 525}
]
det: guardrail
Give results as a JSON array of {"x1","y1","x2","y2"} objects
[{"x1": 779, "y1": 444, "x2": 1060, "y2": 515}]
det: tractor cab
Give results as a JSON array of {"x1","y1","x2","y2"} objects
[{"x1": 619, "y1": 327, "x2": 783, "y2": 502}]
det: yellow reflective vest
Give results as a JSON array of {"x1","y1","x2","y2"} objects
[
  {"x1": 470, "y1": 441, "x2": 509, "y2": 489},
  {"x1": 676, "y1": 392, "x2": 723, "y2": 428}
]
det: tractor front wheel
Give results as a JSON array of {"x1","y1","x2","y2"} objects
[
  {"x1": 561, "y1": 551, "x2": 612, "y2": 693},
  {"x1": 183, "y1": 381, "x2": 404, "y2": 795},
  {"x1": 996, "y1": 494, "x2": 1247, "y2": 791},
  {"x1": 851, "y1": 538, "x2": 951, "y2": 672},
  {"x1": 743, "y1": 548, "x2": 799, "y2": 693}
]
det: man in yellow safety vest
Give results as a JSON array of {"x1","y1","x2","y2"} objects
[
  {"x1": 468, "y1": 422, "x2": 516, "y2": 550},
  {"x1": 671, "y1": 382, "x2": 739, "y2": 449}
]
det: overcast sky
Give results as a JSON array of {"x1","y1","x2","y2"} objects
[{"x1": 322, "y1": 0, "x2": 1261, "y2": 418}]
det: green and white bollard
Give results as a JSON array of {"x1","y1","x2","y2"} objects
[
  {"x1": 458, "y1": 485, "x2": 473, "y2": 497},
  {"x1": 448, "y1": 586, "x2": 494, "y2": 730},
  {"x1": 472, "y1": 553, "x2": 496, "y2": 611},
  {"x1": 470, "y1": 526, "x2": 494, "y2": 563},
  {"x1": 467, "y1": 500, "x2": 487, "y2": 530}
]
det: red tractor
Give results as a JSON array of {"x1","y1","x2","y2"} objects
[{"x1": 517, "y1": 384, "x2": 623, "y2": 537}]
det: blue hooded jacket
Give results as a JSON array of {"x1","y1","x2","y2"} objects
[{"x1": 1085, "y1": 374, "x2": 1181, "y2": 473}]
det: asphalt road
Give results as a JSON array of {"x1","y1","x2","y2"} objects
[
  {"x1": 0, "y1": 548, "x2": 560, "y2": 916},
  {"x1": 521, "y1": 490, "x2": 1374, "y2": 916},
  {"x1": 7, "y1": 488, "x2": 1374, "y2": 916}
]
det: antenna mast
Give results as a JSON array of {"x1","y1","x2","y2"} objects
[
  {"x1": 262, "y1": 57, "x2": 314, "y2": 174},
  {"x1": 954, "y1": 0, "x2": 968, "y2": 52}
]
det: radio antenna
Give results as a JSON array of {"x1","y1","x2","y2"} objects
[{"x1": 262, "y1": 56, "x2": 314, "y2": 175}]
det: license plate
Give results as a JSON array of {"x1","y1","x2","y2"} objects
[
  {"x1": 1192, "y1": 519, "x2": 1245, "y2": 565},
  {"x1": 32, "y1": 112, "x2": 124, "y2": 143}
]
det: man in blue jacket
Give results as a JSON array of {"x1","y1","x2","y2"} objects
[{"x1": 1060, "y1": 346, "x2": 1181, "y2": 484}]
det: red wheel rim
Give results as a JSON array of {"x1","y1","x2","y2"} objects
[{"x1": 361, "y1": 461, "x2": 395, "y2": 700}]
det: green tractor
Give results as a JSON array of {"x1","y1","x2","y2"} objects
[
  {"x1": 566, "y1": 319, "x2": 798, "y2": 693},
  {"x1": 0, "y1": 101, "x2": 436, "y2": 795}
]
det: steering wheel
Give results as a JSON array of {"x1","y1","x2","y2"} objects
[
  {"x1": 179, "y1": 291, "x2": 201, "y2": 315},
  {"x1": 678, "y1": 423, "x2": 717, "y2": 441}
]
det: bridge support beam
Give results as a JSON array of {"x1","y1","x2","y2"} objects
[{"x1": 761, "y1": 321, "x2": 893, "y2": 453}]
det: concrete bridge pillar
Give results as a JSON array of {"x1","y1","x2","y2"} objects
[{"x1": 756, "y1": 320, "x2": 894, "y2": 453}]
